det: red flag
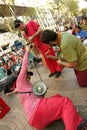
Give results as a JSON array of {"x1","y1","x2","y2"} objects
[{"x1": 0, "y1": 97, "x2": 10, "y2": 119}]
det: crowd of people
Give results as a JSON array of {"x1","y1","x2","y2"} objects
[
  {"x1": 0, "y1": 39, "x2": 42, "y2": 96},
  {"x1": 0, "y1": 47, "x2": 23, "y2": 95},
  {"x1": 58, "y1": 15, "x2": 87, "y2": 46}
]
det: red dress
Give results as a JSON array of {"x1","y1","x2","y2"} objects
[{"x1": 23, "y1": 20, "x2": 62, "y2": 74}]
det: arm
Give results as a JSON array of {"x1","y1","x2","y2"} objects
[
  {"x1": 46, "y1": 55, "x2": 58, "y2": 60},
  {"x1": 31, "y1": 26, "x2": 42, "y2": 39},
  {"x1": 81, "y1": 37, "x2": 86, "y2": 42},
  {"x1": 27, "y1": 20, "x2": 43, "y2": 44},
  {"x1": 17, "y1": 45, "x2": 30, "y2": 81},
  {"x1": 57, "y1": 59, "x2": 78, "y2": 69},
  {"x1": 27, "y1": 26, "x2": 43, "y2": 44},
  {"x1": 45, "y1": 47, "x2": 58, "y2": 60},
  {"x1": 46, "y1": 54, "x2": 78, "y2": 68}
]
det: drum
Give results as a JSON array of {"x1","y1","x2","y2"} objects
[{"x1": 33, "y1": 81, "x2": 48, "y2": 96}]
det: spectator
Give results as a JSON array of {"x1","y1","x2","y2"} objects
[
  {"x1": 0, "y1": 65, "x2": 17, "y2": 95},
  {"x1": 7, "y1": 58, "x2": 21, "y2": 75},
  {"x1": 72, "y1": 24, "x2": 77, "y2": 35},
  {"x1": 75, "y1": 25, "x2": 87, "y2": 42},
  {"x1": 81, "y1": 17, "x2": 87, "y2": 32},
  {"x1": 3, "y1": 74, "x2": 17, "y2": 96}
]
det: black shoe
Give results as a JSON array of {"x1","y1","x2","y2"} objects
[
  {"x1": 48, "y1": 72, "x2": 56, "y2": 77},
  {"x1": 55, "y1": 71, "x2": 61, "y2": 78}
]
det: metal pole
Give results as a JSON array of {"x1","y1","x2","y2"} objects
[{"x1": 35, "y1": 65, "x2": 43, "y2": 81}]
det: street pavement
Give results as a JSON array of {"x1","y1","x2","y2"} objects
[{"x1": 0, "y1": 65, "x2": 87, "y2": 130}]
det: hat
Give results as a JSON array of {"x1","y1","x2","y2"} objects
[
  {"x1": 32, "y1": 81, "x2": 47, "y2": 96},
  {"x1": 14, "y1": 19, "x2": 22, "y2": 28},
  {"x1": 27, "y1": 71, "x2": 33, "y2": 76}
]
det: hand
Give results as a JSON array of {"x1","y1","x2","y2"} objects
[
  {"x1": 6, "y1": 93, "x2": 10, "y2": 96},
  {"x1": 46, "y1": 55, "x2": 58, "y2": 60},
  {"x1": 26, "y1": 45, "x2": 29, "y2": 52},
  {"x1": 57, "y1": 58, "x2": 62, "y2": 65},
  {"x1": 46, "y1": 55, "x2": 51, "y2": 59},
  {"x1": 27, "y1": 36, "x2": 33, "y2": 44}
]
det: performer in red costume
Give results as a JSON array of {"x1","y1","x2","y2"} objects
[{"x1": 14, "y1": 19, "x2": 62, "y2": 78}]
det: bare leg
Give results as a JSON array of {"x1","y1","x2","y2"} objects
[{"x1": 6, "y1": 88, "x2": 17, "y2": 96}]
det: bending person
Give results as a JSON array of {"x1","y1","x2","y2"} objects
[
  {"x1": 40, "y1": 29, "x2": 87, "y2": 87},
  {"x1": 16, "y1": 45, "x2": 87, "y2": 130}
]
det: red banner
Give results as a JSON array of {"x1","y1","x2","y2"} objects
[{"x1": 0, "y1": 97, "x2": 10, "y2": 119}]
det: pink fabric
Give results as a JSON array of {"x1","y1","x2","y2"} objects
[
  {"x1": 74, "y1": 69, "x2": 87, "y2": 87},
  {"x1": 30, "y1": 95, "x2": 83, "y2": 130},
  {"x1": 16, "y1": 52, "x2": 42, "y2": 121},
  {"x1": 23, "y1": 20, "x2": 62, "y2": 73}
]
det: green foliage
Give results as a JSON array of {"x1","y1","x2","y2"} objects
[
  {"x1": 81, "y1": 8, "x2": 87, "y2": 13},
  {"x1": 22, "y1": 7, "x2": 36, "y2": 17},
  {"x1": 48, "y1": 0, "x2": 79, "y2": 20},
  {"x1": 56, "y1": 0, "x2": 79, "y2": 14},
  {"x1": 64, "y1": 0, "x2": 79, "y2": 14}
]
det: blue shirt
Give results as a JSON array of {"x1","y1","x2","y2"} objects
[{"x1": 75, "y1": 30, "x2": 87, "y2": 39}]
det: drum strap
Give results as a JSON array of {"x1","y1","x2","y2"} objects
[{"x1": 18, "y1": 91, "x2": 33, "y2": 95}]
